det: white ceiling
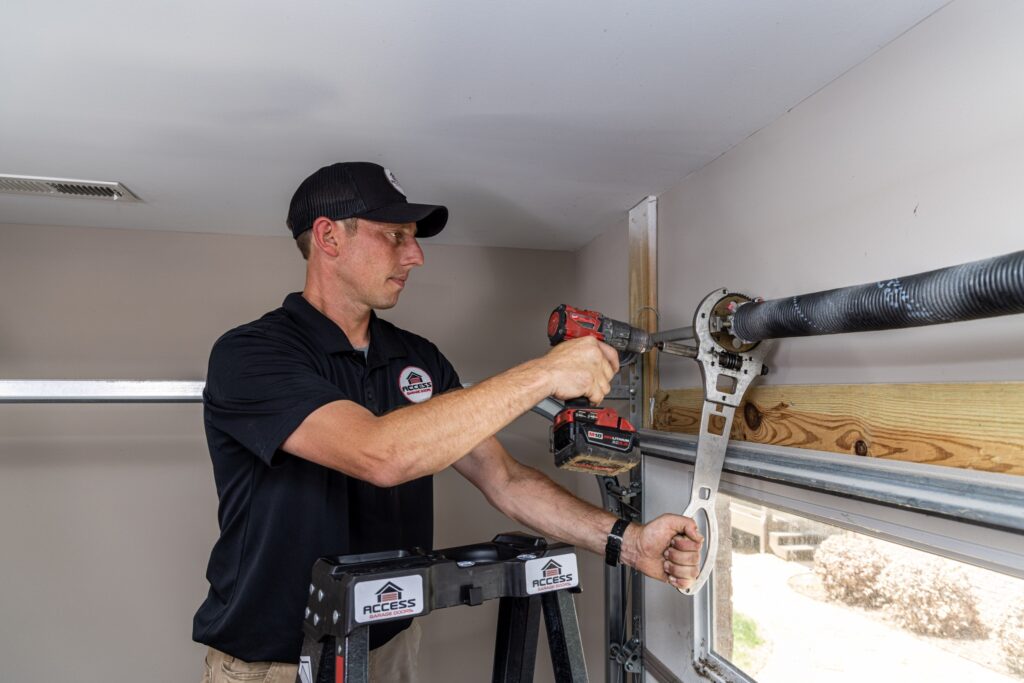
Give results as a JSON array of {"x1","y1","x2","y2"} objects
[{"x1": 0, "y1": 0, "x2": 950, "y2": 250}]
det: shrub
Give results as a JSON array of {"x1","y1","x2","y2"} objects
[
  {"x1": 813, "y1": 533, "x2": 888, "y2": 607},
  {"x1": 877, "y1": 558, "x2": 985, "y2": 638},
  {"x1": 998, "y1": 598, "x2": 1024, "y2": 675}
]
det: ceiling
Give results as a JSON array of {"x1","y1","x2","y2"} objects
[{"x1": 0, "y1": 0, "x2": 950, "y2": 251}]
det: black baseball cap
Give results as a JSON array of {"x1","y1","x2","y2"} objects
[{"x1": 286, "y1": 162, "x2": 448, "y2": 239}]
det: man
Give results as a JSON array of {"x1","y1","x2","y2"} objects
[{"x1": 194, "y1": 162, "x2": 703, "y2": 682}]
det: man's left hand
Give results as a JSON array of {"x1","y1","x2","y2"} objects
[{"x1": 621, "y1": 514, "x2": 704, "y2": 590}]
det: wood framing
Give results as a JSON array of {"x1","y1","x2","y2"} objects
[
  {"x1": 653, "y1": 382, "x2": 1024, "y2": 476},
  {"x1": 628, "y1": 196, "x2": 658, "y2": 428}
]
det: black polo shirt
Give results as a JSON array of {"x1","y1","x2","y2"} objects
[{"x1": 193, "y1": 292, "x2": 461, "y2": 663}]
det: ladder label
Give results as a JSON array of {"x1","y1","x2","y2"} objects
[
  {"x1": 525, "y1": 553, "x2": 579, "y2": 595},
  {"x1": 354, "y1": 575, "x2": 425, "y2": 623}
]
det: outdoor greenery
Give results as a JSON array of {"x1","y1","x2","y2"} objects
[
  {"x1": 813, "y1": 533, "x2": 888, "y2": 607},
  {"x1": 732, "y1": 611, "x2": 765, "y2": 673},
  {"x1": 814, "y1": 533, "x2": 985, "y2": 638}
]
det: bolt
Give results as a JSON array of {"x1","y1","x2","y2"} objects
[
  {"x1": 313, "y1": 614, "x2": 320, "y2": 626},
  {"x1": 854, "y1": 440, "x2": 869, "y2": 456},
  {"x1": 760, "y1": 365, "x2": 770, "y2": 376},
  {"x1": 318, "y1": 589, "x2": 324, "y2": 602},
  {"x1": 332, "y1": 610, "x2": 340, "y2": 624}
]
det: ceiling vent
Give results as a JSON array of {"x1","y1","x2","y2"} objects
[{"x1": 0, "y1": 174, "x2": 141, "y2": 202}]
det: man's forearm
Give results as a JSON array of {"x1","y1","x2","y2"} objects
[
  {"x1": 479, "y1": 462, "x2": 642, "y2": 567},
  {"x1": 287, "y1": 336, "x2": 617, "y2": 487},
  {"x1": 358, "y1": 360, "x2": 554, "y2": 484}
]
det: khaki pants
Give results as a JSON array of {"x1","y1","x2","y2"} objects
[{"x1": 202, "y1": 620, "x2": 421, "y2": 683}]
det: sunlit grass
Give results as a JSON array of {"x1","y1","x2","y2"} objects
[{"x1": 733, "y1": 611, "x2": 765, "y2": 672}]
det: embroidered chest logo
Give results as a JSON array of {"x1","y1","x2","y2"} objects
[{"x1": 399, "y1": 366, "x2": 434, "y2": 403}]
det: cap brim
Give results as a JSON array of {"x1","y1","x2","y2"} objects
[{"x1": 357, "y1": 202, "x2": 448, "y2": 238}]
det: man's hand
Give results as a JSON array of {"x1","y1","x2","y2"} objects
[
  {"x1": 621, "y1": 514, "x2": 704, "y2": 589},
  {"x1": 539, "y1": 336, "x2": 620, "y2": 405}
]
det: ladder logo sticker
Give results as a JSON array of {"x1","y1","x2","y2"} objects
[
  {"x1": 298, "y1": 656, "x2": 312, "y2": 683},
  {"x1": 355, "y1": 575, "x2": 424, "y2": 623},
  {"x1": 377, "y1": 582, "x2": 403, "y2": 603},
  {"x1": 525, "y1": 553, "x2": 579, "y2": 594},
  {"x1": 399, "y1": 366, "x2": 434, "y2": 403}
]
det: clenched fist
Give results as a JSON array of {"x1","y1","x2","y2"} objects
[
  {"x1": 540, "y1": 336, "x2": 619, "y2": 405},
  {"x1": 620, "y1": 514, "x2": 704, "y2": 589}
]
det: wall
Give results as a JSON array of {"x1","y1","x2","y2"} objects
[
  {"x1": 655, "y1": 0, "x2": 1023, "y2": 390},
  {"x1": 577, "y1": 0, "x2": 1024, "y2": 394},
  {"x1": 0, "y1": 222, "x2": 589, "y2": 682},
  {"x1": 573, "y1": 2, "x2": 1024, "y2": 677}
]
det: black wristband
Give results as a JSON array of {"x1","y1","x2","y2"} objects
[{"x1": 604, "y1": 518, "x2": 630, "y2": 567}]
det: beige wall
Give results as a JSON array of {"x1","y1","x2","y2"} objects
[
  {"x1": 573, "y1": 4, "x2": 1024, "y2": 676},
  {"x1": 578, "y1": 0, "x2": 1024, "y2": 396},
  {"x1": 654, "y1": 0, "x2": 1024, "y2": 390},
  {"x1": 0, "y1": 222, "x2": 603, "y2": 682}
]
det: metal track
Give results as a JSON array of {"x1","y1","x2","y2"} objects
[
  {"x1": 639, "y1": 428, "x2": 1024, "y2": 534},
  {"x1": 0, "y1": 380, "x2": 205, "y2": 402}
]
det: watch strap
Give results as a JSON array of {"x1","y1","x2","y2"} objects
[{"x1": 604, "y1": 518, "x2": 630, "y2": 567}]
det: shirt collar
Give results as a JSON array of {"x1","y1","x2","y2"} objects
[{"x1": 282, "y1": 293, "x2": 406, "y2": 363}]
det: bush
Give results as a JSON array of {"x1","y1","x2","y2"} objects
[
  {"x1": 998, "y1": 598, "x2": 1024, "y2": 675},
  {"x1": 813, "y1": 533, "x2": 888, "y2": 607},
  {"x1": 877, "y1": 558, "x2": 985, "y2": 638}
]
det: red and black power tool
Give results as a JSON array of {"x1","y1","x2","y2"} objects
[{"x1": 546, "y1": 305, "x2": 654, "y2": 475}]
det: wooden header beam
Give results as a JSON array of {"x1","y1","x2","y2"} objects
[{"x1": 654, "y1": 382, "x2": 1024, "y2": 477}]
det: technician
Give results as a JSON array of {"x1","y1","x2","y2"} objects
[{"x1": 193, "y1": 162, "x2": 703, "y2": 682}]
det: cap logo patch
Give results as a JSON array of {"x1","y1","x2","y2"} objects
[
  {"x1": 384, "y1": 168, "x2": 406, "y2": 197},
  {"x1": 399, "y1": 366, "x2": 433, "y2": 403}
]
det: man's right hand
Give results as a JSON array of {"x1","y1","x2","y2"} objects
[{"x1": 539, "y1": 336, "x2": 620, "y2": 405}]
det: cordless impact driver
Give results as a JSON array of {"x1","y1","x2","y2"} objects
[{"x1": 546, "y1": 304, "x2": 653, "y2": 475}]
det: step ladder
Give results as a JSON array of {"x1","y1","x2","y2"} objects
[{"x1": 296, "y1": 533, "x2": 588, "y2": 683}]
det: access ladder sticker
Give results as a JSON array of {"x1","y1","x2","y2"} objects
[
  {"x1": 525, "y1": 553, "x2": 579, "y2": 595},
  {"x1": 354, "y1": 575, "x2": 424, "y2": 623}
]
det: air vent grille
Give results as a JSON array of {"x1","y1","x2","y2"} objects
[{"x1": 0, "y1": 174, "x2": 141, "y2": 202}]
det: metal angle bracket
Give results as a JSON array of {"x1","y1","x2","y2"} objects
[{"x1": 609, "y1": 635, "x2": 643, "y2": 674}]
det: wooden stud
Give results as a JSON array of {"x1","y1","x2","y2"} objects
[
  {"x1": 628, "y1": 196, "x2": 658, "y2": 428},
  {"x1": 653, "y1": 382, "x2": 1024, "y2": 476}
]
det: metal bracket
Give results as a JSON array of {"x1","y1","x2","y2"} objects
[
  {"x1": 609, "y1": 635, "x2": 643, "y2": 674},
  {"x1": 603, "y1": 479, "x2": 642, "y2": 503}
]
